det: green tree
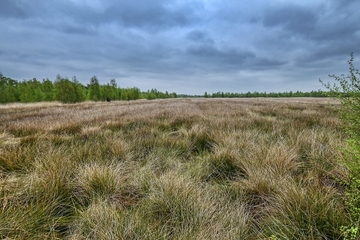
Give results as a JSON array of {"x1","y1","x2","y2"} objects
[
  {"x1": 54, "y1": 75, "x2": 76, "y2": 103},
  {"x1": 147, "y1": 90, "x2": 156, "y2": 100},
  {"x1": 19, "y1": 78, "x2": 43, "y2": 103},
  {"x1": 120, "y1": 89, "x2": 127, "y2": 100},
  {"x1": 100, "y1": 79, "x2": 118, "y2": 101},
  {"x1": 88, "y1": 76, "x2": 101, "y2": 101},
  {"x1": 110, "y1": 78, "x2": 117, "y2": 88},
  {"x1": 41, "y1": 78, "x2": 54, "y2": 101},
  {"x1": 0, "y1": 75, "x2": 19, "y2": 103},
  {"x1": 126, "y1": 88, "x2": 134, "y2": 100},
  {"x1": 132, "y1": 87, "x2": 141, "y2": 100},
  {"x1": 72, "y1": 76, "x2": 86, "y2": 102}
]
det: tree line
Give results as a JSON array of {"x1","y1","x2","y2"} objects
[
  {"x1": 0, "y1": 73, "x2": 177, "y2": 104},
  {"x1": 203, "y1": 90, "x2": 328, "y2": 98},
  {"x1": 0, "y1": 72, "x2": 332, "y2": 104}
]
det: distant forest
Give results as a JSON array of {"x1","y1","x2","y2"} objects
[
  {"x1": 0, "y1": 73, "x2": 177, "y2": 104},
  {"x1": 201, "y1": 90, "x2": 328, "y2": 98},
  {"x1": 0, "y1": 73, "x2": 328, "y2": 104}
]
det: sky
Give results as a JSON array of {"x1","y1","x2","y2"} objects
[{"x1": 1, "y1": 0, "x2": 360, "y2": 95}]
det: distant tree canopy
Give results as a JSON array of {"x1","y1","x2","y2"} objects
[
  {"x1": 0, "y1": 74, "x2": 177, "y2": 104},
  {"x1": 203, "y1": 90, "x2": 328, "y2": 98}
]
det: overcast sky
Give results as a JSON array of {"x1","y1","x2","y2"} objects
[{"x1": 1, "y1": 0, "x2": 360, "y2": 94}]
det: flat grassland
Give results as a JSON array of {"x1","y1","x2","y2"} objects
[{"x1": 0, "y1": 98, "x2": 350, "y2": 239}]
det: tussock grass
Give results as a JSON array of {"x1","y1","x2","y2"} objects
[
  {"x1": 0, "y1": 98, "x2": 349, "y2": 239},
  {"x1": 261, "y1": 185, "x2": 347, "y2": 239}
]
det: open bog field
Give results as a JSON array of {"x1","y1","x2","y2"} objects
[{"x1": 0, "y1": 98, "x2": 350, "y2": 239}]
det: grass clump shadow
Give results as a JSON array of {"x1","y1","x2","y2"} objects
[
  {"x1": 188, "y1": 124, "x2": 216, "y2": 154},
  {"x1": 204, "y1": 146, "x2": 247, "y2": 182}
]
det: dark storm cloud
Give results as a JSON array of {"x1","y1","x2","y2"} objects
[{"x1": 1, "y1": 0, "x2": 360, "y2": 94}]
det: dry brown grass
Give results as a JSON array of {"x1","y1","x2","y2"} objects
[{"x1": 0, "y1": 98, "x2": 349, "y2": 239}]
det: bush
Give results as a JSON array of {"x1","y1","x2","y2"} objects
[{"x1": 320, "y1": 53, "x2": 360, "y2": 239}]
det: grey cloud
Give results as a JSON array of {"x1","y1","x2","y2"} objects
[
  {"x1": 0, "y1": 0, "x2": 28, "y2": 19},
  {"x1": 296, "y1": 39, "x2": 360, "y2": 67},
  {"x1": 263, "y1": 5, "x2": 317, "y2": 37},
  {"x1": 187, "y1": 45, "x2": 255, "y2": 68},
  {"x1": 186, "y1": 45, "x2": 286, "y2": 71},
  {"x1": 27, "y1": 1, "x2": 198, "y2": 35},
  {"x1": 249, "y1": 58, "x2": 288, "y2": 70},
  {"x1": 61, "y1": 24, "x2": 97, "y2": 36},
  {"x1": 187, "y1": 30, "x2": 215, "y2": 44},
  {"x1": 312, "y1": 6, "x2": 360, "y2": 42},
  {"x1": 212, "y1": 1, "x2": 266, "y2": 25},
  {"x1": 103, "y1": 2, "x2": 165, "y2": 27},
  {"x1": 40, "y1": 0, "x2": 199, "y2": 32},
  {"x1": 102, "y1": 2, "x2": 198, "y2": 30},
  {"x1": 259, "y1": 0, "x2": 360, "y2": 70},
  {"x1": 261, "y1": 0, "x2": 360, "y2": 43},
  {"x1": 0, "y1": 0, "x2": 197, "y2": 34}
]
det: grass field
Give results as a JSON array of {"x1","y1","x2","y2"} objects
[{"x1": 0, "y1": 98, "x2": 351, "y2": 239}]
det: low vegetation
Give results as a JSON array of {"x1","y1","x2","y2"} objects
[
  {"x1": 321, "y1": 53, "x2": 360, "y2": 239},
  {"x1": 0, "y1": 97, "x2": 351, "y2": 239}
]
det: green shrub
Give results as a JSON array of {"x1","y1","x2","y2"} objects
[{"x1": 320, "y1": 53, "x2": 360, "y2": 239}]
